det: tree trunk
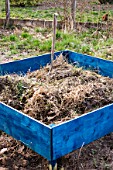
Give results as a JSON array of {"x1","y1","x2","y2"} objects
[
  {"x1": 4, "y1": 0, "x2": 10, "y2": 28},
  {"x1": 71, "y1": 0, "x2": 76, "y2": 29}
]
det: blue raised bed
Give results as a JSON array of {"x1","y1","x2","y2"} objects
[{"x1": 0, "y1": 50, "x2": 113, "y2": 168}]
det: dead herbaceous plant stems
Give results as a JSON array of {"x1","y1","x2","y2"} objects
[{"x1": 50, "y1": 13, "x2": 58, "y2": 71}]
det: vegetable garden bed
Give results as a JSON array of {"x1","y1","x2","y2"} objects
[{"x1": 0, "y1": 50, "x2": 113, "y2": 169}]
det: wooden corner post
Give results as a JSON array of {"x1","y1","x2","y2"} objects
[
  {"x1": 49, "y1": 160, "x2": 57, "y2": 170},
  {"x1": 49, "y1": 124, "x2": 57, "y2": 170}
]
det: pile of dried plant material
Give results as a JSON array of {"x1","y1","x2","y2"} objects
[
  {"x1": 0, "y1": 55, "x2": 113, "y2": 125},
  {"x1": 0, "y1": 75, "x2": 30, "y2": 110}
]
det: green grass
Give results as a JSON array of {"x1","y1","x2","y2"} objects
[
  {"x1": 76, "y1": 10, "x2": 113, "y2": 23},
  {"x1": 0, "y1": 0, "x2": 113, "y2": 60},
  {"x1": 0, "y1": 27, "x2": 113, "y2": 61},
  {"x1": 0, "y1": 4, "x2": 61, "y2": 20},
  {"x1": 0, "y1": 0, "x2": 113, "y2": 22}
]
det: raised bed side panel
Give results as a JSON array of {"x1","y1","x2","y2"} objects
[
  {"x1": 52, "y1": 103, "x2": 113, "y2": 160},
  {"x1": 65, "y1": 51, "x2": 113, "y2": 78},
  {"x1": 0, "y1": 102, "x2": 51, "y2": 160},
  {"x1": 0, "y1": 51, "x2": 62, "y2": 75}
]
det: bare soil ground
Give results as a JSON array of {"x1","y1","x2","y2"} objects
[{"x1": 0, "y1": 55, "x2": 113, "y2": 169}]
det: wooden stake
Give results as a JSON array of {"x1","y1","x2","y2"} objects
[
  {"x1": 50, "y1": 13, "x2": 58, "y2": 71},
  {"x1": 49, "y1": 160, "x2": 57, "y2": 170}
]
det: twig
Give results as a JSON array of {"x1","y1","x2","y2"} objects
[
  {"x1": 77, "y1": 142, "x2": 85, "y2": 160},
  {"x1": 76, "y1": 142, "x2": 85, "y2": 169}
]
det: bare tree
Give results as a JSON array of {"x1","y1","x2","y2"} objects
[
  {"x1": 71, "y1": 0, "x2": 77, "y2": 29},
  {"x1": 4, "y1": 0, "x2": 10, "y2": 28},
  {"x1": 61, "y1": 0, "x2": 77, "y2": 31},
  {"x1": 47, "y1": 0, "x2": 77, "y2": 32},
  {"x1": 64, "y1": 0, "x2": 77, "y2": 31}
]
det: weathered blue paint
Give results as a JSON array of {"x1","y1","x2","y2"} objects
[
  {"x1": 0, "y1": 50, "x2": 113, "y2": 78},
  {"x1": 52, "y1": 103, "x2": 113, "y2": 160},
  {"x1": 0, "y1": 102, "x2": 52, "y2": 160},
  {"x1": 0, "y1": 50, "x2": 113, "y2": 163},
  {"x1": 63, "y1": 50, "x2": 113, "y2": 78},
  {"x1": 0, "y1": 51, "x2": 62, "y2": 75}
]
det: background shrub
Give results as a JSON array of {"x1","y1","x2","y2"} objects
[
  {"x1": 98, "y1": 0, "x2": 113, "y2": 4},
  {"x1": 10, "y1": 0, "x2": 43, "y2": 6}
]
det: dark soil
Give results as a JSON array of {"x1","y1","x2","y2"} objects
[
  {"x1": 0, "y1": 132, "x2": 113, "y2": 170},
  {"x1": 0, "y1": 55, "x2": 113, "y2": 169}
]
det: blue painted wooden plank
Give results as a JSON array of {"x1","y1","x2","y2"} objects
[
  {"x1": 0, "y1": 50, "x2": 113, "y2": 78},
  {"x1": 0, "y1": 51, "x2": 62, "y2": 75},
  {"x1": 52, "y1": 103, "x2": 113, "y2": 160},
  {"x1": 64, "y1": 50, "x2": 113, "y2": 78},
  {"x1": 1, "y1": 50, "x2": 113, "y2": 162},
  {"x1": 0, "y1": 102, "x2": 52, "y2": 161}
]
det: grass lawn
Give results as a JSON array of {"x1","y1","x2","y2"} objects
[
  {"x1": 0, "y1": 0, "x2": 113, "y2": 22},
  {"x1": 0, "y1": 0, "x2": 113, "y2": 62},
  {"x1": 0, "y1": 27, "x2": 113, "y2": 63}
]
